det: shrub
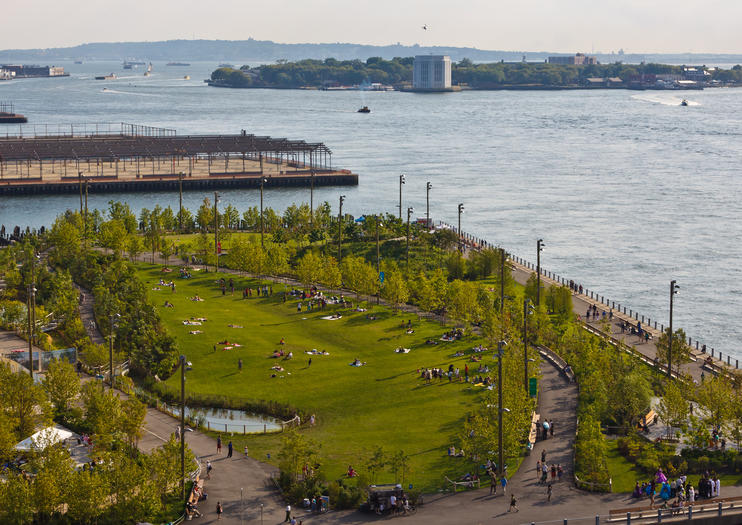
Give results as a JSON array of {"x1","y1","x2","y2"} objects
[{"x1": 697, "y1": 456, "x2": 710, "y2": 472}]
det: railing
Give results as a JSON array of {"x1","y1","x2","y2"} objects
[{"x1": 0, "y1": 122, "x2": 176, "y2": 139}]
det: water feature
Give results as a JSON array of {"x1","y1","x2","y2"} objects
[
  {"x1": 1, "y1": 60, "x2": 741, "y2": 358},
  {"x1": 163, "y1": 403, "x2": 283, "y2": 434}
]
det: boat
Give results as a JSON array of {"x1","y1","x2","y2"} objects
[
  {"x1": 144, "y1": 62, "x2": 152, "y2": 77},
  {"x1": 94, "y1": 73, "x2": 116, "y2": 80},
  {"x1": 183, "y1": 75, "x2": 191, "y2": 80},
  {"x1": 167, "y1": 62, "x2": 191, "y2": 66},
  {"x1": 681, "y1": 99, "x2": 689, "y2": 106},
  {"x1": 0, "y1": 102, "x2": 28, "y2": 124},
  {"x1": 123, "y1": 62, "x2": 133, "y2": 70},
  {"x1": 74, "y1": 60, "x2": 83, "y2": 64},
  {"x1": 357, "y1": 106, "x2": 371, "y2": 113}
]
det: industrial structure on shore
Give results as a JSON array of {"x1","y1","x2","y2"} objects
[
  {"x1": 411, "y1": 55, "x2": 454, "y2": 92},
  {"x1": 0, "y1": 123, "x2": 357, "y2": 195}
]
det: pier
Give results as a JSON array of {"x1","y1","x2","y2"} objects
[{"x1": 0, "y1": 123, "x2": 358, "y2": 195}]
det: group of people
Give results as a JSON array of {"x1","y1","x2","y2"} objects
[
  {"x1": 536, "y1": 458, "x2": 564, "y2": 484},
  {"x1": 584, "y1": 303, "x2": 611, "y2": 322},
  {"x1": 633, "y1": 468, "x2": 722, "y2": 510},
  {"x1": 419, "y1": 364, "x2": 467, "y2": 384},
  {"x1": 537, "y1": 419, "x2": 555, "y2": 441}
]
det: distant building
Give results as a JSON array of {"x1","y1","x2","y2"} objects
[
  {"x1": 0, "y1": 69, "x2": 15, "y2": 80},
  {"x1": 0, "y1": 65, "x2": 67, "y2": 78},
  {"x1": 548, "y1": 53, "x2": 598, "y2": 65},
  {"x1": 683, "y1": 67, "x2": 711, "y2": 82},
  {"x1": 413, "y1": 55, "x2": 452, "y2": 91}
]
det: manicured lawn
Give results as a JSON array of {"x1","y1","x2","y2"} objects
[{"x1": 136, "y1": 263, "x2": 504, "y2": 491}]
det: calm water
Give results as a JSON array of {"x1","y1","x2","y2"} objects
[{"x1": 1, "y1": 60, "x2": 741, "y2": 358}]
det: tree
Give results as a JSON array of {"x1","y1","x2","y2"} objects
[
  {"x1": 297, "y1": 251, "x2": 323, "y2": 288},
  {"x1": 611, "y1": 370, "x2": 652, "y2": 428},
  {"x1": 42, "y1": 359, "x2": 80, "y2": 416},
  {"x1": 697, "y1": 375, "x2": 733, "y2": 430},
  {"x1": 381, "y1": 269, "x2": 409, "y2": 310},
  {"x1": 0, "y1": 363, "x2": 51, "y2": 439},
  {"x1": 389, "y1": 450, "x2": 411, "y2": 485},
  {"x1": 98, "y1": 219, "x2": 128, "y2": 256},
  {"x1": 656, "y1": 328, "x2": 691, "y2": 371},
  {"x1": 119, "y1": 397, "x2": 146, "y2": 448},
  {"x1": 108, "y1": 200, "x2": 138, "y2": 233},
  {"x1": 80, "y1": 381, "x2": 122, "y2": 449},
  {"x1": 278, "y1": 430, "x2": 320, "y2": 483},
  {"x1": 321, "y1": 256, "x2": 342, "y2": 289},
  {"x1": 656, "y1": 379, "x2": 688, "y2": 438},
  {"x1": 365, "y1": 445, "x2": 387, "y2": 484},
  {"x1": 196, "y1": 197, "x2": 214, "y2": 231},
  {"x1": 126, "y1": 234, "x2": 143, "y2": 261},
  {"x1": 340, "y1": 255, "x2": 376, "y2": 300}
]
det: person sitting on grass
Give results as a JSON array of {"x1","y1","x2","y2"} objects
[{"x1": 347, "y1": 465, "x2": 357, "y2": 477}]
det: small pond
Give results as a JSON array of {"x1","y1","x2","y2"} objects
[{"x1": 164, "y1": 404, "x2": 283, "y2": 434}]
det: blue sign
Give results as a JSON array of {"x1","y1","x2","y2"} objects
[{"x1": 379, "y1": 271, "x2": 385, "y2": 283}]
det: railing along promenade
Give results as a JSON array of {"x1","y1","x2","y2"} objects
[{"x1": 441, "y1": 221, "x2": 740, "y2": 378}]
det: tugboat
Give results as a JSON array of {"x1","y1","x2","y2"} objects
[
  {"x1": 94, "y1": 73, "x2": 117, "y2": 80},
  {"x1": 681, "y1": 99, "x2": 689, "y2": 106},
  {"x1": 357, "y1": 106, "x2": 371, "y2": 113},
  {"x1": 0, "y1": 102, "x2": 28, "y2": 124}
]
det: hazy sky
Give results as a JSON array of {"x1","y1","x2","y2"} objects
[{"x1": 4, "y1": 0, "x2": 742, "y2": 54}]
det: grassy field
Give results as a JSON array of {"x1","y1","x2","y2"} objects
[{"x1": 136, "y1": 263, "x2": 500, "y2": 492}]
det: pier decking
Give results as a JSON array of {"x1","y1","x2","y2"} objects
[{"x1": 0, "y1": 123, "x2": 358, "y2": 195}]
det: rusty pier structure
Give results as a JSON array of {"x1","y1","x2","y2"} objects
[{"x1": 0, "y1": 123, "x2": 358, "y2": 195}]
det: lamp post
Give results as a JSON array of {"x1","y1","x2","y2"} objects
[
  {"x1": 376, "y1": 214, "x2": 381, "y2": 305},
  {"x1": 260, "y1": 177, "x2": 268, "y2": 247},
  {"x1": 426, "y1": 182, "x2": 432, "y2": 228},
  {"x1": 338, "y1": 195, "x2": 345, "y2": 262},
  {"x1": 457, "y1": 203, "x2": 464, "y2": 252},
  {"x1": 668, "y1": 280, "x2": 679, "y2": 377},
  {"x1": 27, "y1": 283, "x2": 36, "y2": 380},
  {"x1": 406, "y1": 207, "x2": 414, "y2": 268},
  {"x1": 398, "y1": 174, "x2": 406, "y2": 220},
  {"x1": 213, "y1": 192, "x2": 220, "y2": 273},
  {"x1": 536, "y1": 239, "x2": 544, "y2": 307},
  {"x1": 497, "y1": 340, "x2": 509, "y2": 477},
  {"x1": 78, "y1": 171, "x2": 84, "y2": 216},
  {"x1": 310, "y1": 170, "x2": 315, "y2": 228},
  {"x1": 523, "y1": 298, "x2": 534, "y2": 394},
  {"x1": 108, "y1": 313, "x2": 120, "y2": 388},
  {"x1": 178, "y1": 171, "x2": 184, "y2": 233},
  {"x1": 84, "y1": 178, "x2": 89, "y2": 246},
  {"x1": 179, "y1": 354, "x2": 187, "y2": 504}
]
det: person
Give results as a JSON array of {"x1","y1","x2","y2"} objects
[
  {"x1": 541, "y1": 449, "x2": 547, "y2": 463},
  {"x1": 500, "y1": 475, "x2": 508, "y2": 494},
  {"x1": 489, "y1": 469, "x2": 497, "y2": 495},
  {"x1": 244, "y1": 445, "x2": 249, "y2": 458},
  {"x1": 550, "y1": 420, "x2": 555, "y2": 437},
  {"x1": 536, "y1": 460, "x2": 541, "y2": 479},
  {"x1": 227, "y1": 441, "x2": 233, "y2": 458},
  {"x1": 508, "y1": 494, "x2": 519, "y2": 513},
  {"x1": 216, "y1": 501, "x2": 223, "y2": 520},
  {"x1": 285, "y1": 504, "x2": 292, "y2": 522},
  {"x1": 547, "y1": 483, "x2": 553, "y2": 502},
  {"x1": 308, "y1": 358, "x2": 312, "y2": 367},
  {"x1": 310, "y1": 414, "x2": 316, "y2": 426},
  {"x1": 217, "y1": 435, "x2": 222, "y2": 454},
  {"x1": 557, "y1": 464, "x2": 563, "y2": 482},
  {"x1": 175, "y1": 425, "x2": 180, "y2": 440},
  {"x1": 206, "y1": 460, "x2": 212, "y2": 479},
  {"x1": 238, "y1": 358, "x2": 243, "y2": 372},
  {"x1": 715, "y1": 477, "x2": 721, "y2": 498},
  {"x1": 389, "y1": 493, "x2": 397, "y2": 512}
]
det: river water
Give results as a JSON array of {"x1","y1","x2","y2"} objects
[{"x1": 1, "y1": 61, "x2": 740, "y2": 359}]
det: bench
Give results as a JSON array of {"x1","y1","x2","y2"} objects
[
  {"x1": 640, "y1": 409, "x2": 657, "y2": 428},
  {"x1": 526, "y1": 412, "x2": 540, "y2": 453}
]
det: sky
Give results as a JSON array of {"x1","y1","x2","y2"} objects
[{"x1": 4, "y1": 0, "x2": 742, "y2": 54}]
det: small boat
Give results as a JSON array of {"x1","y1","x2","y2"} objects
[
  {"x1": 681, "y1": 99, "x2": 689, "y2": 106},
  {"x1": 183, "y1": 75, "x2": 191, "y2": 80},
  {"x1": 74, "y1": 60, "x2": 83, "y2": 64},
  {"x1": 144, "y1": 62, "x2": 152, "y2": 77},
  {"x1": 357, "y1": 106, "x2": 371, "y2": 113},
  {"x1": 95, "y1": 73, "x2": 116, "y2": 80}
]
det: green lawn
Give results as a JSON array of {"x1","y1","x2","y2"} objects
[{"x1": 136, "y1": 263, "x2": 502, "y2": 491}]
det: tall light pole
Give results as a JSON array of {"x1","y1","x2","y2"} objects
[
  {"x1": 668, "y1": 280, "x2": 679, "y2": 377},
  {"x1": 108, "y1": 313, "x2": 120, "y2": 388},
  {"x1": 213, "y1": 192, "x2": 220, "y2": 273},
  {"x1": 260, "y1": 177, "x2": 268, "y2": 247},
  {"x1": 536, "y1": 239, "x2": 544, "y2": 308},
  {"x1": 523, "y1": 298, "x2": 534, "y2": 395},
  {"x1": 310, "y1": 170, "x2": 315, "y2": 228},
  {"x1": 179, "y1": 354, "x2": 187, "y2": 504},
  {"x1": 497, "y1": 340, "x2": 509, "y2": 477},
  {"x1": 425, "y1": 182, "x2": 432, "y2": 228},
  {"x1": 376, "y1": 214, "x2": 381, "y2": 305},
  {"x1": 337, "y1": 195, "x2": 345, "y2": 262},
  {"x1": 398, "y1": 174, "x2": 406, "y2": 220},
  {"x1": 406, "y1": 206, "x2": 414, "y2": 268},
  {"x1": 178, "y1": 171, "x2": 184, "y2": 233},
  {"x1": 27, "y1": 283, "x2": 36, "y2": 380},
  {"x1": 78, "y1": 171, "x2": 83, "y2": 216},
  {"x1": 457, "y1": 203, "x2": 464, "y2": 252}
]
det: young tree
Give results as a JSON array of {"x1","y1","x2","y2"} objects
[
  {"x1": 126, "y1": 235, "x2": 143, "y2": 261},
  {"x1": 296, "y1": 252, "x2": 323, "y2": 288},
  {"x1": 655, "y1": 328, "x2": 692, "y2": 371},
  {"x1": 381, "y1": 269, "x2": 409, "y2": 310},
  {"x1": 196, "y1": 197, "x2": 214, "y2": 231},
  {"x1": 119, "y1": 397, "x2": 146, "y2": 448},
  {"x1": 697, "y1": 375, "x2": 733, "y2": 430},
  {"x1": 365, "y1": 445, "x2": 387, "y2": 484},
  {"x1": 0, "y1": 363, "x2": 51, "y2": 439},
  {"x1": 277, "y1": 430, "x2": 320, "y2": 483},
  {"x1": 656, "y1": 379, "x2": 689, "y2": 438},
  {"x1": 42, "y1": 359, "x2": 80, "y2": 416}
]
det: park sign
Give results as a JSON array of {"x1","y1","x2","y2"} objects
[{"x1": 529, "y1": 377, "x2": 537, "y2": 398}]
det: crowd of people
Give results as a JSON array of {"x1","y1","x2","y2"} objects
[{"x1": 632, "y1": 468, "x2": 723, "y2": 510}]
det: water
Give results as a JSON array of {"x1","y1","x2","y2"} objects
[
  {"x1": 1, "y1": 60, "x2": 741, "y2": 359},
  {"x1": 164, "y1": 404, "x2": 282, "y2": 434}
]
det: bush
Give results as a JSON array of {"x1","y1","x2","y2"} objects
[
  {"x1": 697, "y1": 456, "x2": 710, "y2": 472},
  {"x1": 326, "y1": 479, "x2": 364, "y2": 509}
]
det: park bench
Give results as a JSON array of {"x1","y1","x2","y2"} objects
[
  {"x1": 526, "y1": 412, "x2": 540, "y2": 454},
  {"x1": 444, "y1": 475, "x2": 480, "y2": 492},
  {"x1": 640, "y1": 409, "x2": 657, "y2": 428}
]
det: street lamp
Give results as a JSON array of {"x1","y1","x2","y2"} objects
[
  {"x1": 536, "y1": 239, "x2": 545, "y2": 307},
  {"x1": 108, "y1": 313, "x2": 120, "y2": 388},
  {"x1": 523, "y1": 298, "x2": 535, "y2": 394},
  {"x1": 338, "y1": 195, "x2": 345, "y2": 262},
  {"x1": 376, "y1": 215, "x2": 382, "y2": 305},
  {"x1": 457, "y1": 203, "x2": 464, "y2": 252},
  {"x1": 668, "y1": 280, "x2": 680, "y2": 377},
  {"x1": 27, "y1": 283, "x2": 36, "y2": 380},
  {"x1": 398, "y1": 174, "x2": 406, "y2": 220},
  {"x1": 178, "y1": 172, "x2": 184, "y2": 232},
  {"x1": 260, "y1": 177, "x2": 268, "y2": 247},
  {"x1": 213, "y1": 192, "x2": 220, "y2": 273},
  {"x1": 497, "y1": 339, "x2": 508, "y2": 477},
  {"x1": 406, "y1": 207, "x2": 414, "y2": 268},
  {"x1": 425, "y1": 182, "x2": 432, "y2": 229}
]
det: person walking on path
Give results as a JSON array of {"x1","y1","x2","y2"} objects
[
  {"x1": 541, "y1": 449, "x2": 547, "y2": 463},
  {"x1": 217, "y1": 435, "x2": 222, "y2": 454},
  {"x1": 227, "y1": 441, "x2": 233, "y2": 458},
  {"x1": 206, "y1": 460, "x2": 212, "y2": 479},
  {"x1": 489, "y1": 470, "x2": 497, "y2": 495},
  {"x1": 244, "y1": 445, "x2": 248, "y2": 458},
  {"x1": 238, "y1": 358, "x2": 242, "y2": 372},
  {"x1": 536, "y1": 460, "x2": 541, "y2": 479},
  {"x1": 547, "y1": 483, "x2": 553, "y2": 502},
  {"x1": 549, "y1": 419, "x2": 554, "y2": 437},
  {"x1": 508, "y1": 494, "x2": 519, "y2": 513},
  {"x1": 284, "y1": 504, "x2": 292, "y2": 522},
  {"x1": 500, "y1": 475, "x2": 508, "y2": 494},
  {"x1": 216, "y1": 501, "x2": 223, "y2": 520}
]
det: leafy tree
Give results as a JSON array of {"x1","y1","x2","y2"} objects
[
  {"x1": 126, "y1": 234, "x2": 143, "y2": 261},
  {"x1": 381, "y1": 268, "x2": 409, "y2": 310},
  {"x1": 108, "y1": 200, "x2": 138, "y2": 233},
  {"x1": 297, "y1": 251, "x2": 323, "y2": 288},
  {"x1": 278, "y1": 430, "x2": 320, "y2": 483},
  {"x1": 321, "y1": 256, "x2": 342, "y2": 289},
  {"x1": 0, "y1": 363, "x2": 51, "y2": 439},
  {"x1": 119, "y1": 397, "x2": 146, "y2": 448},
  {"x1": 655, "y1": 328, "x2": 692, "y2": 371},
  {"x1": 656, "y1": 379, "x2": 688, "y2": 438},
  {"x1": 196, "y1": 197, "x2": 214, "y2": 231},
  {"x1": 365, "y1": 445, "x2": 387, "y2": 484},
  {"x1": 697, "y1": 375, "x2": 733, "y2": 430},
  {"x1": 42, "y1": 359, "x2": 80, "y2": 416}
]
